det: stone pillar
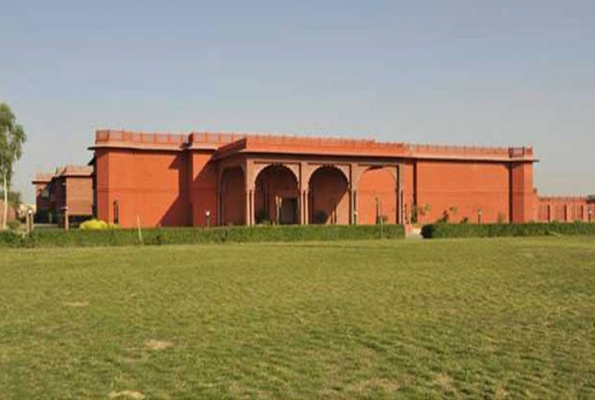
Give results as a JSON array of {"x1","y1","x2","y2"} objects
[
  {"x1": 548, "y1": 204, "x2": 552, "y2": 222},
  {"x1": 297, "y1": 191, "x2": 302, "y2": 225},
  {"x1": 399, "y1": 190, "x2": 405, "y2": 225},
  {"x1": 299, "y1": 190, "x2": 308, "y2": 225},
  {"x1": 351, "y1": 190, "x2": 358, "y2": 225},
  {"x1": 397, "y1": 164, "x2": 404, "y2": 225},
  {"x1": 564, "y1": 204, "x2": 569, "y2": 222},
  {"x1": 349, "y1": 189, "x2": 354, "y2": 225},
  {"x1": 245, "y1": 189, "x2": 254, "y2": 226},
  {"x1": 251, "y1": 190, "x2": 255, "y2": 225},
  {"x1": 305, "y1": 190, "x2": 310, "y2": 224}
]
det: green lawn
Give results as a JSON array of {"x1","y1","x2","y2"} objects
[{"x1": 1, "y1": 238, "x2": 594, "y2": 399}]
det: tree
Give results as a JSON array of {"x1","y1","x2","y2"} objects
[{"x1": 0, "y1": 103, "x2": 27, "y2": 230}]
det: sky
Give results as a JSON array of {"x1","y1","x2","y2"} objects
[{"x1": 1, "y1": 0, "x2": 594, "y2": 202}]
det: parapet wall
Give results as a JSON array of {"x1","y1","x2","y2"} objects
[
  {"x1": 93, "y1": 130, "x2": 535, "y2": 161},
  {"x1": 408, "y1": 144, "x2": 533, "y2": 161}
]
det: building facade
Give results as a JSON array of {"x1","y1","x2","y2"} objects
[
  {"x1": 86, "y1": 129, "x2": 593, "y2": 228},
  {"x1": 32, "y1": 166, "x2": 94, "y2": 224}
]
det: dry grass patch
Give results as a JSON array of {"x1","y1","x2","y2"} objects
[
  {"x1": 62, "y1": 301, "x2": 89, "y2": 307},
  {"x1": 108, "y1": 390, "x2": 146, "y2": 399},
  {"x1": 144, "y1": 339, "x2": 173, "y2": 351}
]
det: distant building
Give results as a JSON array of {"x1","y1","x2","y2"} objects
[{"x1": 32, "y1": 166, "x2": 94, "y2": 224}]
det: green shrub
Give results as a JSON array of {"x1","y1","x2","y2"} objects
[
  {"x1": 313, "y1": 211, "x2": 328, "y2": 224},
  {"x1": 0, "y1": 230, "x2": 23, "y2": 247},
  {"x1": 421, "y1": 222, "x2": 595, "y2": 239},
  {"x1": 254, "y1": 210, "x2": 272, "y2": 225},
  {"x1": 0, "y1": 224, "x2": 405, "y2": 248},
  {"x1": 7, "y1": 220, "x2": 21, "y2": 231}
]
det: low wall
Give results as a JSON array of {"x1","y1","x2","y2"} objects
[{"x1": 536, "y1": 196, "x2": 594, "y2": 223}]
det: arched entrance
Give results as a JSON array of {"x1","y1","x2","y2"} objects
[
  {"x1": 220, "y1": 167, "x2": 246, "y2": 225},
  {"x1": 357, "y1": 167, "x2": 397, "y2": 225},
  {"x1": 254, "y1": 165, "x2": 300, "y2": 224},
  {"x1": 309, "y1": 166, "x2": 349, "y2": 224}
]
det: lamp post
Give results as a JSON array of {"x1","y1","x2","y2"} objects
[
  {"x1": 478, "y1": 209, "x2": 483, "y2": 225},
  {"x1": 26, "y1": 209, "x2": 34, "y2": 233},
  {"x1": 205, "y1": 210, "x2": 211, "y2": 227}
]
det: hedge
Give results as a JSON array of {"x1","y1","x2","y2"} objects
[
  {"x1": 0, "y1": 224, "x2": 405, "y2": 248},
  {"x1": 421, "y1": 222, "x2": 595, "y2": 239}
]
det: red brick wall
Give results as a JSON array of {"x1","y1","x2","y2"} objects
[
  {"x1": 66, "y1": 177, "x2": 93, "y2": 216},
  {"x1": 189, "y1": 152, "x2": 218, "y2": 227},
  {"x1": 222, "y1": 167, "x2": 245, "y2": 225},
  {"x1": 415, "y1": 161, "x2": 511, "y2": 224},
  {"x1": 97, "y1": 149, "x2": 190, "y2": 227}
]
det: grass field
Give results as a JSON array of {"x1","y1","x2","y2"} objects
[{"x1": 1, "y1": 238, "x2": 594, "y2": 399}]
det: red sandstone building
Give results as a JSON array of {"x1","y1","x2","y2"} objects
[
  {"x1": 32, "y1": 166, "x2": 94, "y2": 224},
  {"x1": 87, "y1": 130, "x2": 593, "y2": 228}
]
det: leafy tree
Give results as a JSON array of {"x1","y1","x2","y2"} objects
[{"x1": 0, "y1": 103, "x2": 27, "y2": 230}]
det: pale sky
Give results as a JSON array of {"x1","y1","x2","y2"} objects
[{"x1": 1, "y1": 0, "x2": 594, "y2": 202}]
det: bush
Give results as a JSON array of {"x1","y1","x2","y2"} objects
[
  {"x1": 0, "y1": 230, "x2": 23, "y2": 247},
  {"x1": 7, "y1": 220, "x2": 21, "y2": 231},
  {"x1": 313, "y1": 211, "x2": 328, "y2": 224},
  {"x1": 254, "y1": 210, "x2": 272, "y2": 225},
  {"x1": 0, "y1": 224, "x2": 405, "y2": 248},
  {"x1": 80, "y1": 219, "x2": 110, "y2": 230},
  {"x1": 421, "y1": 222, "x2": 595, "y2": 239}
]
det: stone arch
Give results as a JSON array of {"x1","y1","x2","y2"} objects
[
  {"x1": 357, "y1": 166, "x2": 397, "y2": 225},
  {"x1": 254, "y1": 164, "x2": 300, "y2": 224},
  {"x1": 220, "y1": 166, "x2": 246, "y2": 225},
  {"x1": 308, "y1": 166, "x2": 350, "y2": 225}
]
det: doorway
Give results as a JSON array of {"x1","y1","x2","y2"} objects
[{"x1": 280, "y1": 198, "x2": 298, "y2": 225}]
